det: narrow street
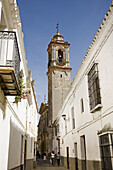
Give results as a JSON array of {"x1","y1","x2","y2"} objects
[
  {"x1": 32, "y1": 159, "x2": 66, "y2": 170},
  {"x1": 33, "y1": 167, "x2": 65, "y2": 170}
]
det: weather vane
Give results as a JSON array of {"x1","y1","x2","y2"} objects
[{"x1": 56, "y1": 23, "x2": 59, "y2": 32}]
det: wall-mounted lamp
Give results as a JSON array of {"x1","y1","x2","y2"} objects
[
  {"x1": 62, "y1": 114, "x2": 66, "y2": 120},
  {"x1": 62, "y1": 114, "x2": 70, "y2": 121},
  {"x1": 62, "y1": 114, "x2": 69, "y2": 134}
]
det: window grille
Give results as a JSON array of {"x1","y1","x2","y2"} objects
[
  {"x1": 88, "y1": 63, "x2": 101, "y2": 110},
  {"x1": 99, "y1": 133, "x2": 113, "y2": 170}
]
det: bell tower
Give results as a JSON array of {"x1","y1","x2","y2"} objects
[{"x1": 47, "y1": 26, "x2": 72, "y2": 126}]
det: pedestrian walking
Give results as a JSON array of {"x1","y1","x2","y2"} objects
[
  {"x1": 36, "y1": 149, "x2": 39, "y2": 161},
  {"x1": 57, "y1": 152, "x2": 61, "y2": 166},
  {"x1": 51, "y1": 151, "x2": 55, "y2": 165},
  {"x1": 43, "y1": 153, "x2": 47, "y2": 161}
]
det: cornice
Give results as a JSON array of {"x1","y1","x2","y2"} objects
[
  {"x1": 2, "y1": 0, "x2": 13, "y2": 28},
  {"x1": 2, "y1": 0, "x2": 21, "y2": 29},
  {"x1": 9, "y1": 0, "x2": 21, "y2": 28},
  {"x1": 46, "y1": 66, "x2": 72, "y2": 76},
  {"x1": 47, "y1": 41, "x2": 70, "y2": 51},
  {"x1": 31, "y1": 83, "x2": 38, "y2": 113}
]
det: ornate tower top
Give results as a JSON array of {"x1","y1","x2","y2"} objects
[
  {"x1": 47, "y1": 27, "x2": 71, "y2": 71},
  {"x1": 51, "y1": 30, "x2": 64, "y2": 42},
  {"x1": 50, "y1": 24, "x2": 65, "y2": 43}
]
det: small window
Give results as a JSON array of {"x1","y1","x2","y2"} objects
[
  {"x1": 57, "y1": 124, "x2": 59, "y2": 133},
  {"x1": 71, "y1": 107, "x2": 75, "y2": 129},
  {"x1": 55, "y1": 126, "x2": 57, "y2": 136},
  {"x1": 60, "y1": 74, "x2": 62, "y2": 78},
  {"x1": 81, "y1": 98, "x2": 84, "y2": 113}
]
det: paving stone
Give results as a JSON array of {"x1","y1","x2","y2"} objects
[{"x1": 32, "y1": 159, "x2": 65, "y2": 170}]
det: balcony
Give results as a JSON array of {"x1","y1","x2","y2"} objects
[{"x1": 0, "y1": 31, "x2": 20, "y2": 96}]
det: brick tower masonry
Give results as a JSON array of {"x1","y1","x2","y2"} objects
[{"x1": 47, "y1": 29, "x2": 72, "y2": 128}]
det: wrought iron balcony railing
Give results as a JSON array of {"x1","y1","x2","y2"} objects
[
  {"x1": 0, "y1": 31, "x2": 20, "y2": 79},
  {"x1": 0, "y1": 31, "x2": 21, "y2": 96}
]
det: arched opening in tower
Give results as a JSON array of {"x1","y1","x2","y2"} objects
[{"x1": 58, "y1": 49, "x2": 63, "y2": 63}]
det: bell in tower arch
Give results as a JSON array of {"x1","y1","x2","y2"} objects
[{"x1": 58, "y1": 49, "x2": 63, "y2": 63}]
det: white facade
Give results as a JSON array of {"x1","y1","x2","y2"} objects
[
  {"x1": 0, "y1": 0, "x2": 38, "y2": 170},
  {"x1": 55, "y1": 3, "x2": 113, "y2": 170}
]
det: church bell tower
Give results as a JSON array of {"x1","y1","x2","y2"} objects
[{"x1": 47, "y1": 25, "x2": 72, "y2": 126}]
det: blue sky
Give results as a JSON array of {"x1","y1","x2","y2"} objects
[{"x1": 17, "y1": 0, "x2": 111, "y2": 108}]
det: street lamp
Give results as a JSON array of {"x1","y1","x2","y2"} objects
[
  {"x1": 62, "y1": 114, "x2": 70, "y2": 134},
  {"x1": 62, "y1": 114, "x2": 70, "y2": 121}
]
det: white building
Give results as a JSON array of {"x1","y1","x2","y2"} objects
[
  {"x1": 54, "y1": 2, "x2": 113, "y2": 170},
  {"x1": 0, "y1": 0, "x2": 38, "y2": 170}
]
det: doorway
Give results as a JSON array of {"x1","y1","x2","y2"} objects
[
  {"x1": 20, "y1": 135, "x2": 23, "y2": 170},
  {"x1": 80, "y1": 135, "x2": 87, "y2": 170},
  {"x1": 24, "y1": 139, "x2": 27, "y2": 170},
  {"x1": 74, "y1": 143, "x2": 78, "y2": 170},
  {"x1": 58, "y1": 139, "x2": 60, "y2": 153},
  {"x1": 66, "y1": 147, "x2": 69, "y2": 169}
]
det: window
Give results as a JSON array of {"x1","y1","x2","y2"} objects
[
  {"x1": 71, "y1": 107, "x2": 75, "y2": 129},
  {"x1": 99, "y1": 133, "x2": 113, "y2": 170},
  {"x1": 57, "y1": 124, "x2": 59, "y2": 134},
  {"x1": 60, "y1": 74, "x2": 62, "y2": 78},
  {"x1": 88, "y1": 63, "x2": 101, "y2": 111},
  {"x1": 55, "y1": 126, "x2": 57, "y2": 136},
  {"x1": 74, "y1": 143, "x2": 78, "y2": 170},
  {"x1": 47, "y1": 111, "x2": 48, "y2": 126},
  {"x1": 81, "y1": 98, "x2": 84, "y2": 113}
]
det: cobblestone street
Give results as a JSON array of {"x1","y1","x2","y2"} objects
[
  {"x1": 32, "y1": 159, "x2": 66, "y2": 170},
  {"x1": 33, "y1": 167, "x2": 65, "y2": 170}
]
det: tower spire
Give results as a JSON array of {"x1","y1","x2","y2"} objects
[
  {"x1": 44, "y1": 94, "x2": 46, "y2": 102},
  {"x1": 56, "y1": 23, "x2": 59, "y2": 32}
]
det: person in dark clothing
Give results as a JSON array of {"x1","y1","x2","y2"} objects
[
  {"x1": 57, "y1": 152, "x2": 61, "y2": 166},
  {"x1": 36, "y1": 150, "x2": 39, "y2": 161}
]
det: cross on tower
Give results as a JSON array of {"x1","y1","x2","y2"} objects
[
  {"x1": 44, "y1": 95, "x2": 46, "y2": 102},
  {"x1": 56, "y1": 23, "x2": 59, "y2": 32}
]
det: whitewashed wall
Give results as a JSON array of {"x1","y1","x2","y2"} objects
[
  {"x1": 57, "y1": 3, "x2": 113, "y2": 164},
  {"x1": 0, "y1": 0, "x2": 38, "y2": 170}
]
